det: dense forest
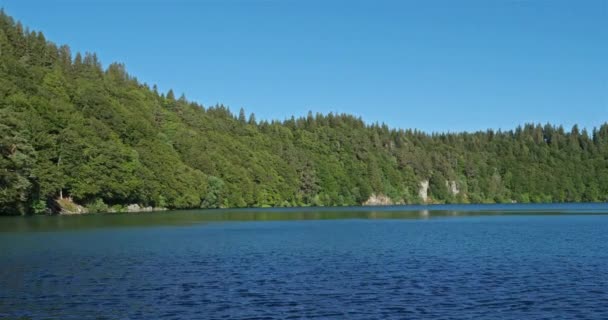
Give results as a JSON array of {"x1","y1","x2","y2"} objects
[{"x1": 1, "y1": 11, "x2": 607, "y2": 215}]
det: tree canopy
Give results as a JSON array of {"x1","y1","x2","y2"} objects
[{"x1": 1, "y1": 10, "x2": 607, "y2": 215}]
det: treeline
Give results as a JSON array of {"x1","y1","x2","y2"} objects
[{"x1": 1, "y1": 10, "x2": 607, "y2": 215}]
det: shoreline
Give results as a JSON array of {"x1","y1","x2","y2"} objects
[{"x1": 8, "y1": 201, "x2": 608, "y2": 217}]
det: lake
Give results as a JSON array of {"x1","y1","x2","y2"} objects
[{"x1": 1, "y1": 203, "x2": 608, "y2": 319}]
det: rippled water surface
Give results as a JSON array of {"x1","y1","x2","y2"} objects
[{"x1": 1, "y1": 204, "x2": 608, "y2": 319}]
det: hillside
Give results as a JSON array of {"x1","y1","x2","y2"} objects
[{"x1": 1, "y1": 10, "x2": 607, "y2": 215}]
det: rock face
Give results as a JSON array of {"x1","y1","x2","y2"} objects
[
  {"x1": 126, "y1": 204, "x2": 143, "y2": 212},
  {"x1": 363, "y1": 194, "x2": 393, "y2": 206},
  {"x1": 56, "y1": 197, "x2": 88, "y2": 215},
  {"x1": 446, "y1": 180, "x2": 460, "y2": 196},
  {"x1": 419, "y1": 180, "x2": 429, "y2": 203}
]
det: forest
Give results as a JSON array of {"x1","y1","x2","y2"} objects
[{"x1": 1, "y1": 10, "x2": 607, "y2": 215}]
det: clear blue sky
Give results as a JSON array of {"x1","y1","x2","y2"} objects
[{"x1": 1, "y1": 0, "x2": 606, "y2": 133}]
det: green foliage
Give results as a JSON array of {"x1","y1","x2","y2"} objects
[
  {"x1": 201, "y1": 176, "x2": 225, "y2": 209},
  {"x1": 31, "y1": 199, "x2": 47, "y2": 215},
  {"x1": 0, "y1": 109, "x2": 36, "y2": 215},
  {"x1": 110, "y1": 204, "x2": 125, "y2": 213},
  {"x1": 86, "y1": 198, "x2": 109, "y2": 214},
  {"x1": 429, "y1": 172, "x2": 448, "y2": 202},
  {"x1": 0, "y1": 10, "x2": 607, "y2": 215}
]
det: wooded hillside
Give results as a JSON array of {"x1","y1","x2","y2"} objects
[{"x1": 1, "y1": 11, "x2": 607, "y2": 215}]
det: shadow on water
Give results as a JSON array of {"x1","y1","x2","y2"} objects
[{"x1": 1, "y1": 202, "x2": 607, "y2": 232}]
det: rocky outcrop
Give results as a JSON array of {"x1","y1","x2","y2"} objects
[
  {"x1": 419, "y1": 180, "x2": 429, "y2": 203},
  {"x1": 55, "y1": 197, "x2": 88, "y2": 215},
  {"x1": 124, "y1": 204, "x2": 167, "y2": 213},
  {"x1": 55, "y1": 198, "x2": 167, "y2": 215},
  {"x1": 363, "y1": 194, "x2": 393, "y2": 206},
  {"x1": 446, "y1": 180, "x2": 460, "y2": 196}
]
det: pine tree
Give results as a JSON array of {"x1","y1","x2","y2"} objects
[
  {"x1": 166, "y1": 89, "x2": 175, "y2": 101},
  {"x1": 248, "y1": 113, "x2": 257, "y2": 125},
  {"x1": 238, "y1": 107, "x2": 247, "y2": 123}
]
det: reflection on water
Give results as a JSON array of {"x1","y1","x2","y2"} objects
[
  {"x1": 1, "y1": 202, "x2": 607, "y2": 232},
  {"x1": 1, "y1": 203, "x2": 607, "y2": 319}
]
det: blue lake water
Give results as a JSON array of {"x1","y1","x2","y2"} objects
[{"x1": 1, "y1": 203, "x2": 608, "y2": 319}]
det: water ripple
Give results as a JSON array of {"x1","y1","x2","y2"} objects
[{"x1": 1, "y1": 215, "x2": 607, "y2": 319}]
